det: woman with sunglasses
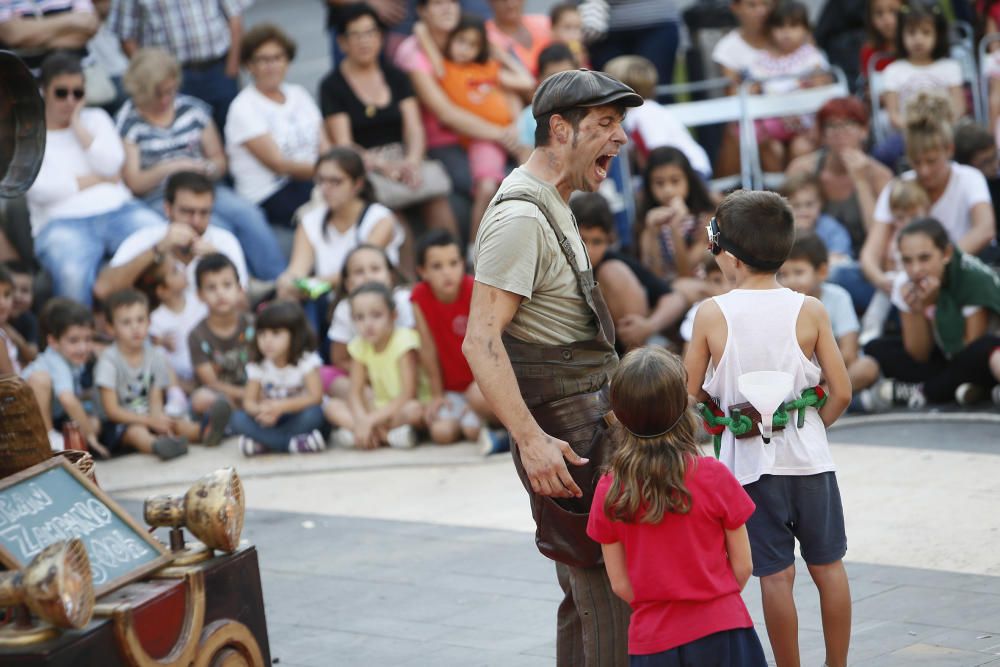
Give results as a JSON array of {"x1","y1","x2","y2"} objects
[
  {"x1": 27, "y1": 50, "x2": 164, "y2": 307},
  {"x1": 116, "y1": 48, "x2": 286, "y2": 281}
]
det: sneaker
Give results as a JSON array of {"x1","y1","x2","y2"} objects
[
  {"x1": 386, "y1": 425, "x2": 417, "y2": 449},
  {"x1": 955, "y1": 383, "x2": 986, "y2": 406},
  {"x1": 992, "y1": 385, "x2": 1000, "y2": 407},
  {"x1": 48, "y1": 429, "x2": 65, "y2": 452},
  {"x1": 892, "y1": 381, "x2": 926, "y2": 409},
  {"x1": 329, "y1": 428, "x2": 356, "y2": 449},
  {"x1": 289, "y1": 429, "x2": 326, "y2": 454},
  {"x1": 200, "y1": 398, "x2": 232, "y2": 447},
  {"x1": 164, "y1": 386, "x2": 189, "y2": 418},
  {"x1": 857, "y1": 379, "x2": 894, "y2": 413},
  {"x1": 152, "y1": 436, "x2": 188, "y2": 461},
  {"x1": 478, "y1": 428, "x2": 511, "y2": 456},
  {"x1": 239, "y1": 436, "x2": 267, "y2": 457}
]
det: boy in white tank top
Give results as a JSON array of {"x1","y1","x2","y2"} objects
[{"x1": 684, "y1": 191, "x2": 853, "y2": 667}]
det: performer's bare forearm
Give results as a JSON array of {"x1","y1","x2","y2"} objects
[{"x1": 463, "y1": 330, "x2": 543, "y2": 443}]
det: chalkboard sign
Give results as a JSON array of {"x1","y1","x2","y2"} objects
[{"x1": 0, "y1": 457, "x2": 171, "y2": 595}]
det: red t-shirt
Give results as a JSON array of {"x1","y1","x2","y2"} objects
[
  {"x1": 587, "y1": 456, "x2": 756, "y2": 655},
  {"x1": 860, "y1": 43, "x2": 895, "y2": 75},
  {"x1": 410, "y1": 274, "x2": 474, "y2": 392}
]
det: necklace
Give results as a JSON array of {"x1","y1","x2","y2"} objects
[{"x1": 365, "y1": 104, "x2": 376, "y2": 118}]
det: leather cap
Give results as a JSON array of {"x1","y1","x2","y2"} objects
[{"x1": 532, "y1": 68, "x2": 643, "y2": 118}]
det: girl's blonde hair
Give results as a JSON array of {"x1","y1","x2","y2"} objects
[
  {"x1": 123, "y1": 48, "x2": 182, "y2": 109},
  {"x1": 903, "y1": 90, "x2": 954, "y2": 159},
  {"x1": 603, "y1": 55, "x2": 657, "y2": 100},
  {"x1": 603, "y1": 347, "x2": 701, "y2": 524},
  {"x1": 887, "y1": 178, "x2": 929, "y2": 213}
]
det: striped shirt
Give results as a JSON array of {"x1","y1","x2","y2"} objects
[
  {"x1": 608, "y1": 0, "x2": 679, "y2": 30},
  {"x1": 106, "y1": 0, "x2": 249, "y2": 65},
  {"x1": 0, "y1": 0, "x2": 94, "y2": 69},
  {"x1": 116, "y1": 94, "x2": 212, "y2": 201}
]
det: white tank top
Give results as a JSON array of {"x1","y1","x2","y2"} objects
[{"x1": 702, "y1": 288, "x2": 835, "y2": 485}]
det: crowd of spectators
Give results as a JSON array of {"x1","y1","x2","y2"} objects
[{"x1": 0, "y1": 0, "x2": 998, "y2": 462}]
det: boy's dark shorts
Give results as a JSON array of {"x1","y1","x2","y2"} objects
[
  {"x1": 744, "y1": 472, "x2": 847, "y2": 577},
  {"x1": 98, "y1": 421, "x2": 128, "y2": 454}
]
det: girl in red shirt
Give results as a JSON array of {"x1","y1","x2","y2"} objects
[{"x1": 587, "y1": 347, "x2": 767, "y2": 665}]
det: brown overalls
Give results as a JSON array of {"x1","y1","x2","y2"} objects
[{"x1": 491, "y1": 189, "x2": 630, "y2": 667}]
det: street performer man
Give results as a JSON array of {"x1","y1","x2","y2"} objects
[{"x1": 463, "y1": 69, "x2": 642, "y2": 666}]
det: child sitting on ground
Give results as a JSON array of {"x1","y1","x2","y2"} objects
[
  {"x1": 685, "y1": 190, "x2": 852, "y2": 667},
  {"x1": 0, "y1": 266, "x2": 19, "y2": 375},
  {"x1": 781, "y1": 171, "x2": 853, "y2": 263},
  {"x1": 409, "y1": 231, "x2": 507, "y2": 453},
  {"x1": 325, "y1": 283, "x2": 427, "y2": 450},
  {"x1": 587, "y1": 346, "x2": 767, "y2": 665},
  {"x1": 571, "y1": 193, "x2": 688, "y2": 350},
  {"x1": 21, "y1": 298, "x2": 104, "y2": 454},
  {"x1": 140, "y1": 256, "x2": 207, "y2": 392},
  {"x1": 97, "y1": 289, "x2": 230, "y2": 461},
  {"x1": 5, "y1": 260, "x2": 39, "y2": 360},
  {"x1": 327, "y1": 244, "x2": 413, "y2": 398},
  {"x1": 779, "y1": 233, "x2": 860, "y2": 368},
  {"x1": 680, "y1": 256, "x2": 729, "y2": 353},
  {"x1": 188, "y1": 253, "x2": 255, "y2": 416},
  {"x1": 232, "y1": 300, "x2": 326, "y2": 456}
]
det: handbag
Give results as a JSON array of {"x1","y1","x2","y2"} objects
[{"x1": 367, "y1": 143, "x2": 452, "y2": 210}]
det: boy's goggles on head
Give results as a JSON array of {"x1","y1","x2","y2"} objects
[{"x1": 705, "y1": 217, "x2": 784, "y2": 272}]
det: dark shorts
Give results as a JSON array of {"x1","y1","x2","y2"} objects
[
  {"x1": 630, "y1": 628, "x2": 767, "y2": 667},
  {"x1": 98, "y1": 421, "x2": 129, "y2": 453},
  {"x1": 744, "y1": 472, "x2": 847, "y2": 577}
]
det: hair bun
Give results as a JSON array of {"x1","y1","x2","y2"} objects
[{"x1": 904, "y1": 90, "x2": 954, "y2": 130}]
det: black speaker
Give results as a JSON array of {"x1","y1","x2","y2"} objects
[{"x1": 0, "y1": 51, "x2": 45, "y2": 198}]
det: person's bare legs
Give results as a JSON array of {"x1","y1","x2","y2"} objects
[
  {"x1": 322, "y1": 398, "x2": 354, "y2": 429},
  {"x1": 989, "y1": 347, "x2": 1000, "y2": 383},
  {"x1": 428, "y1": 417, "x2": 461, "y2": 444},
  {"x1": 171, "y1": 418, "x2": 203, "y2": 443},
  {"x1": 26, "y1": 371, "x2": 55, "y2": 432},
  {"x1": 760, "y1": 565, "x2": 800, "y2": 667},
  {"x1": 190, "y1": 388, "x2": 222, "y2": 415},
  {"x1": 848, "y1": 356, "x2": 880, "y2": 392},
  {"x1": 760, "y1": 139, "x2": 787, "y2": 173},
  {"x1": 120, "y1": 424, "x2": 157, "y2": 454},
  {"x1": 808, "y1": 560, "x2": 852, "y2": 667}
]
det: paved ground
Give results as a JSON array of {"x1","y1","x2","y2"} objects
[{"x1": 104, "y1": 409, "x2": 1000, "y2": 667}]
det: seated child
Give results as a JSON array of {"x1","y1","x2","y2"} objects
[
  {"x1": 603, "y1": 55, "x2": 712, "y2": 179},
  {"x1": 748, "y1": 0, "x2": 831, "y2": 171},
  {"x1": 324, "y1": 283, "x2": 427, "y2": 450},
  {"x1": 685, "y1": 190, "x2": 852, "y2": 667},
  {"x1": 232, "y1": 300, "x2": 326, "y2": 456},
  {"x1": 5, "y1": 260, "x2": 39, "y2": 360},
  {"x1": 97, "y1": 289, "x2": 230, "y2": 461},
  {"x1": 21, "y1": 298, "x2": 103, "y2": 454},
  {"x1": 0, "y1": 265, "x2": 19, "y2": 375},
  {"x1": 414, "y1": 13, "x2": 534, "y2": 249},
  {"x1": 327, "y1": 244, "x2": 413, "y2": 398},
  {"x1": 587, "y1": 347, "x2": 767, "y2": 665},
  {"x1": 571, "y1": 193, "x2": 688, "y2": 350},
  {"x1": 679, "y1": 256, "x2": 729, "y2": 351},
  {"x1": 409, "y1": 231, "x2": 506, "y2": 452},
  {"x1": 779, "y1": 233, "x2": 861, "y2": 367},
  {"x1": 549, "y1": 2, "x2": 588, "y2": 67},
  {"x1": 188, "y1": 253, "x2": 255, "y2": 416},
  {"x1": 782, "y1": 171, "x2": 853, "y2": 263},
  {"x1": 139, "y1": 257, "x2": 207, "y2": 390}
]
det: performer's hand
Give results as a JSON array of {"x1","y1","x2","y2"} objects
[{"x1": 519, "y1": 430, "x2": 588, "y2": 498}]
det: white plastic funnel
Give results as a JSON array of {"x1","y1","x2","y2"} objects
[{"x1": 737, "y1": 371, "x2": 794, "y2": 442}]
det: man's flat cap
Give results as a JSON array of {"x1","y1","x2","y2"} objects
[{"x1": 532, "y1": 69, "x2": 643, "y2": 118}]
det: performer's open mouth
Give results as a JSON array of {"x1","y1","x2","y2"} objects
[{"x1": 595, "y1": 153, "x2": 615, "y2": 180}]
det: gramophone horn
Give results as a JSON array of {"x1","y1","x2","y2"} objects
[{"x1": 0, "y1": 51, "x2": 46, "y2": 198}]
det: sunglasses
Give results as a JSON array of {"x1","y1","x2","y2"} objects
[
  {"x1": 53, "y1": 87, "x2": 85, "y2": 100},
  {"x1": 706, "y1": 217, "x2": 721, "y2": 256}
]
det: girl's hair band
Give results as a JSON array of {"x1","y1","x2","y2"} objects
[{"x1": 618, "y1": 406, "x2": 688, "y2": 440}]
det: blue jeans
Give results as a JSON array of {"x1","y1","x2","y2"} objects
[
  {"x1": 230, "y1": 405, "x2": 325, "y2": 452},
  {"x1": 829, "y1": 261, "x2": 876, "y2": 314},
  {"x1": 181, "y1": 59, "x2": 239, "y2": 136},
  {"x1": 590, "y1": 21, "x2": 681, "y2": 89},
  {"x1": 35, "y1": 200, "x2": 164, "y2": 305},
  {"x1": 148, "y1": 186, "x2": 287, "y2": 279}
]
